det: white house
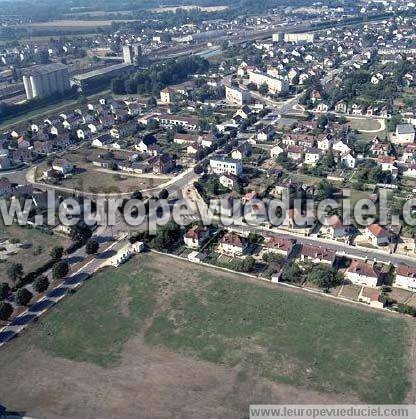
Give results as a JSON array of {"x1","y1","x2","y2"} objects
[
  {"x1": 52, "y1": 159, "x2": 74, "y2": 175},
  {"x1": 346, "y1": 260, "x2": 380, "y2": 287},
  {"x1": 364, "y1": 224, "x2": 390, "y2": 246},
  {"x1": 210, "y1": 157, "x2": 243, "y2": 176},
  {"x1": 395, "y1": 264, "x2": 416, "y2": 291},
  {"x1": 394, "y1": 124, "x2": 415, "y2": 144},
  {"x1": 304, "y1": 148, "x2": 321, "y2": 166},
  {"x1": 341, "y1": 153, "x2": 356, "y2": 169},
  {"x1": 219, "y1": 232, "x2": 248, "y2": 256},
  {"x1": 184, "y1": 226, "x2": 210, "y2": 249},
  {"x1": 333, "y1": 140, "x2": 351, "y2": 155},
  {"x1": 271, "y1": 145, "x2": 284, "y2": 159}
]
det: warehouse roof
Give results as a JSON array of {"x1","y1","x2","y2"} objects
[
  {"x1": 72, "y1": 63, "x2": 133, "y2": 81},
  {"x1": 22, "y1": 63, "x2": 68, "y2": 77}
]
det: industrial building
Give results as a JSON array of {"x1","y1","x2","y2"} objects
[
  {"x1": 283, "y1": 32, "x2": 315, "y2": 43},
  {"x1": 122, "y1": 44, "x2": 142, "y2": 65},
  {"x1": 71, "y1": 63, "x2": 134, "y2": 91},
  {"x1": 123, "y1": 45, "x2": 134, "y2": 64},
  {"x1": 22, "y1": 63, "x2": 70, "y2": 100}
]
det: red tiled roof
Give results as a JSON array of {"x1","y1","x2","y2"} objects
[
  {"x1": 348, "y1": 260, "x2": 378, "y2": 278},
  {"x1": 366, "y1": 223, "x2": 389, "y2": 238},
  {"x1": 396, "y1": 264, "x2": 416, "y2": 278},
  {"x1": 220, "y1": 232, "x2": 246, "y2": 247},
  {"x1": 266, "y1": 236, "x2": 295, "y2": 252},
  {"x1": 300, "y1": 244, "x2": 335, "y2": 261}
]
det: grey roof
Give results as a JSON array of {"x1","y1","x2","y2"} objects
[
  {"x1": 22, "y1": 63, "x2": 68, "y2": 77},
  {"x1": 72, "y1": 63, "x2": 133, "y2": 81},
  {"x1": 397, "y1": 124, "x2": 415, "y2": 135}
]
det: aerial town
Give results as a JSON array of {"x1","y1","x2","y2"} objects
[{"x1": 1, "y1": 0, "x2": 416, "y2": 417}]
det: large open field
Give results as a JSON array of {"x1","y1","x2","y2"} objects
[
  {"x1": 0, "y1": 253, "x2": 412, "y2": 417},
  {"x1": 25, "y1": 19, "x2": 137, "y2": 29}
]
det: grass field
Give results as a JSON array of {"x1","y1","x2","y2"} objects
[
  {"x1": 5, "y1": 253, "x2": 410, "y2": 405},
  {"x1": 0, "y1": 223, "x2": 70, "y2": 283},
  {"x1": 25, "y1": 19, "x2": 137, "y2": 28},
  {"x1": 347, "y1": 118, "x2": 382, "y2": 132},
  {"x1": 38, "y1": 167, "x2": 164, "y2": 194}
]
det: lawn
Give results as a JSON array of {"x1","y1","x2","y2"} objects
[
  {"x1": 348, "y1": 118, "x2": 382, "y2": 132},
  {"x1": 19, "y1": 253, "x2": 412, "y2": 403},
  {"x1": 0, "y1": 223, "x2": 70, "y2": 283},
  {"x1": 38, "y1": 168, "x2": 164, "y2": 194},
  {"x1": 35, "y1": 262, "x2": 157, "y2": 366}
]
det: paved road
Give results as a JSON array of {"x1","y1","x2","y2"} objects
[{"x1": 223, "y1": 221, "x2": 416, "y2": 268}]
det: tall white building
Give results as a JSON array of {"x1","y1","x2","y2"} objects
[
  {"x1": 123, "y1": 45, "x2": 134, "y2": 64},
  {"x1": 225, "y1": 85, "x2": 251, "y2": 105},
  {"x1": 22, "y1": 63, "x2": 70, "y2": 100}
]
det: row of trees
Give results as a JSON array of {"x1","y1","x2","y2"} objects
[
  {"x1": 111, "y1": 56, "x2": 210, "y2": 96},
  {"x1": 0, "y1": 222, "x2": 99, "y2": 321}
]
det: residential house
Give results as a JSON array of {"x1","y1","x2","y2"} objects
[
  {"x1": 219, "y1": 174, "x2": 238, "y2": 190},
  {"x1": 92, "y1": 134, "x2": 112, "y2": 148},
  {"x1": 346, "y1": 260, "x2": 380, "y2": 287},
  {"x1": 364, "y1": 223, "x2": 390, "y2": 246},
  {"x1": 136, "y1": 135, "x2": 157, "y2": 153},
  {"x1": 304, "y1": 148, "x2": 321, "y2": 166},
  {"x1": 395, "y1": 264, "x2": 416, "y2": 291},
  {"x1": 174, "y1": 133, "x2": 199, "y2": 145},
  {"x1": 264, "y1": 236, "x2": 295, "y2": 257},
  {"x1": 335, "y1": 101, "x2": 348, "y2": 113},
  {"x1": 287, "y1": 146, "x2": 303, "y2": 161},
  {"x1": 325, "y1": 215, "x2": 350, "y2": 239},
  {"x1": 52, "y1": 159, "x2": 74, "y2": 175},
  {"x1": 394, "y1": 124, "x2": 415, "y2": 144},
  {"x1": 151, "y1": 154, "x2": 175, "y2": 174},
  {"x1": 299, "y1": 244, "x2": 336, "y2": 265},
  {"x1": 210, "y1": 157, "x2": 243, "y2": 176},
  {"x1": 184, "y1": 226, "x2": 210, "y2": 249},
  {"x1": 219, "y1": 232, "x2": 248, "y2": 256},
  {"x1": 341, "y1": 153, "x2": 357, "y2": 169},
  {"x1": 271, "y1": 144, "x2": 284, "y2": 159}
]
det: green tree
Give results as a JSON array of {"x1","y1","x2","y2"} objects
[
  {"x1": 70, "y1": 222, "x2": 93, "y2": 243},
  {"x1": 53, "y1": 261, "x2": 69, "y2": 279},
  {"x1": 315, "y1": 180, "x2": 335, "y2": 200},
  {"x1": 308, "y1": 264, "x2": 342, "y2": 290},
  {"x1": 15, "y1": 288, "x2": 33, "y2": 306},
  {"x1": 0, "y1": 282, "x2": 10, "y2": 300},
  {"x1": 259, "y1": 83, "x2": 269, "y2": 96},
  {"x1": 131, "y1": 190, "x2": 143, "y2": 200},
  {"x1": 6, "y1": 263, "x2": 23, "y2": 283},
  {"x1": 281, "y1": 262, "x2": 303, "y2": 284},
  {"x1": 33, "y1": 275, "x2": 49, "y2": 293},
  {"x1": 158, "y1": 189, "x2": 169, "y2": 200},
  {"x1": 50, "y1": 246, "x2": 64, "y2": 261},
  {"x1": 262, "y1": 252, "x2": 284, "y2": 264},
  {"x1": 86, "y1": 238, "x2": 99, "y2": 255},
  {"x1": 0, "y1": 301, "x2": 13, "y2": 321}
]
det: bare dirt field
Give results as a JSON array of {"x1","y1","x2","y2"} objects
[
  {"x1": 0, "y1": 253, "x2": 413, "y2": 418},
  {"x1": 0, "y1": 339, "x2": 357, "y2": 419}
]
